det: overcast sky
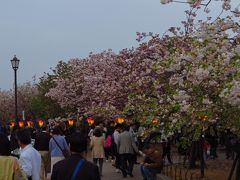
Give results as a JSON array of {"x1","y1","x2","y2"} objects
[{"x1": 0, "y1": 0, "x2": 236, "y2": 90}]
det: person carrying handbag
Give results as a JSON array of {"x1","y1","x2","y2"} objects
[
  {"x1": 49, "y1": 128, "x2": 70, "y2": 174},
  {"x1": 51, "y1": 131, "x2": 100, "y2": 180}
]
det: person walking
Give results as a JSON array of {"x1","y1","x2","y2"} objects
[
  {"x1": 0, "y1": 133, "x2": 27, "y2": 180},
  {"x1": 90, "y1": 128, "x2": 105, "y2": 176},
  {"x1": 34, "y1": 126, "x2": 51, "y2": 179},
  {"x1": 49, "y1": 127, "x2": 70, "y2": 174},
  {"x1": 51, "y1": 131, "x2": 100, "y2": 180},
  {"x1": 16, "y1": 129, "x2": 41, "y2": 180},
  {"x1": 129, "y1": 123, "x2": 139, "y2": 164},
  {"x1": 105, "y1": 121, "x2": 115, "y2": 163},
  {"x1": 203, "y1": 140, "x2": 211, "y2": 160},
  {"x1": 118, "y1": 125, "x2": 138, "y2": 178},
  {"x1": 10, "y1": 126, "x2": 20, "y2": 157},
  {"x1": 113, "y1": 124, "x2": 121, "y2": 173}
]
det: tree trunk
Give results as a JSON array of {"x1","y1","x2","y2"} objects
[
  {"x1": 200, "y1": 136, "x2": 205, "y2": 177},
  {"x1": 189, "y1": 141, "x2": 199, "y2": 168}
]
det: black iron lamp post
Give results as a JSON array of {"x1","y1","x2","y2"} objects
[{"x1": 11, "y1": 55, "x2": 20, "y2": 124}]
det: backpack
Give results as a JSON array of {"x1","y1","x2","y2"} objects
[{"x1": 105, "y1": 135, "x2": 112, "y2": 148}]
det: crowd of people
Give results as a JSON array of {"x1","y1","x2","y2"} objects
[
  {"x1": 0, "y1": 120, "x2": 164, "y2": 180},
  {"x1": 88, "y1": 121, "x2": 163, "y2": 179},
  {"x1": 0, "y1": 120, "x2": 239, "y2": 180}
]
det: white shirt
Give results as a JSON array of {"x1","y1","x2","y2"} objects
[
  {"x1": 129, "y1": 127, "x2": 137, "y2": 142},
  {"x1": 88, "y1": 129, "x2": 94, "y2": 137},
  {"x1": 113, "y1": 130, "x2": 120, "y2": 146},
  {"x1": 19, "y1": 144, "x2": 41, "y2": 180}
]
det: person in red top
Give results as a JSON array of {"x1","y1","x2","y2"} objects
[{"x1": 203, "y1": 141, "x2": 211, "y2": 160}]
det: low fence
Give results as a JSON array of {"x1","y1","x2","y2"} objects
[{"x1": 161, "y1": 163, "x2": 202, "y2": 180}]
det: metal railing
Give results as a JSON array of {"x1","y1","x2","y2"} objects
[{"x1": 162, "y1": 163, "x2": 202, "y2": 180}]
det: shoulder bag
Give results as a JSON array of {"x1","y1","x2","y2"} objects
[
  {"x1": 71, "y1": 159, "x2": 85, "y2": 180},
  {"x1": 52, "y1": 137, "x2": 70, "y2": 158}
]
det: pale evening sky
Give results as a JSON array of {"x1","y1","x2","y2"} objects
[{"x1": 0, "y1": 0, "x2": 235, "y2": 90}]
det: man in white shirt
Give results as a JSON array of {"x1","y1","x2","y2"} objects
[{"x1": 17, "y1": 129, "x2": 41, "y2": 180}]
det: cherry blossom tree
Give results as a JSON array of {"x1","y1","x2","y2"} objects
[
  {"x1": 45, "y1": 0, "x2": 240, "y2": 138},
  {"x1": 0, "y1": 82, "x2": 38, "y2": 123}
]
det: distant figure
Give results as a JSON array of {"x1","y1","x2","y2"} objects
[
  {"x1": 162, "y1": 138, "x2": 173, "y2": 164},
  {"x1": 113, "y1": 124, "x2": 121, "y2": 173},
  {"x1": 90, "y1": 128, "x2": 105, "y2": 176},
  {"x1": 105, "y1": 121, "x2": 115, "y2": 162},
  {"x1": 34, "y1": 126, "x2": 51, "y2": 179},
  {"x1": 0, "y1": 133, "x2": 27, "y2": 180},
  {"x1": 88, "y1": 125, "x2": 95, "y2": 138},
  {"x1": 140, "y1": 144, "x2": 163, "y2": 180},
  {"x1": 225, "y1": 130, "x2": 235, "y2": 160},
  {"x1": 17, "y1": 129, "x2": 41, "y2": 180},
  {"x1": 51, "y1": 131, "x2": 100, "y2": 180},
  {"x1": 49, "y1": 127, "x2": 70, "y2": 173},
  {"x1": 203, "y1": 141, "x2": 211, "y2": 160},
  {"x1": 118, "y1": 125, "x2": 138, "y2": 178},
  {"x1": 129, "y1": 123, "x2": 138, "y2": 164},
  {"x1": 10, "y1": 126, "x2": 20, "y2": 157}
]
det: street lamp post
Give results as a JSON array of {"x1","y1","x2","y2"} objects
[{"x1": 11, "y1": 55, "x2": 20, "y2": 124}]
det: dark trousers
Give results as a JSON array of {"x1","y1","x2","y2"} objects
[
  {"x1": 210, "y1": 146, "x2": 218, "y2": 159},
  {"x1": 105, "y1": 147, "x2": 114, "y2": 160},
  {"x1": 93, "y1": 158, "x2": 104, "y2": 176},
  {"x1": 115, "y1": 152, "x2": 121, "y2": 169},
  {"x1": 140, "y1": 165, "x2": 161, "y2": 180},
  {"x1": 120, "y1": 153, "x2": 134, "y2": 177}
]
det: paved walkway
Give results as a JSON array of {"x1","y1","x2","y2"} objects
[
  {"x1": 47, "y1": 155, "x2": 143, "y2": 180},
  {"x1": 101, "y1": 161, "x2": 142, "y2": 180}
]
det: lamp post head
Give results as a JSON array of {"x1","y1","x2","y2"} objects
[{"x1": 11, "y1": 55, "x2": 20, "y2": 70}]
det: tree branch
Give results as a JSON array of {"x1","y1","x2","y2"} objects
[{"x1": 204, "y1": 0, "x2": 212, "y2": 11}]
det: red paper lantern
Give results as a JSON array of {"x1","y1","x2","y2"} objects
[
  {"x1": 87, "y1": 117, "x2": 95, "y2": 126},
  {"x1": 18, "y1": 121, "x2": 24, "y2": 128},
  {"x1": 27, "y1": 121, "x2": 33, "y2": 127},
  {"x1": 38, "y1": 119, "x2": 44, "y2": 127},
  {"x1": 9, "y1": 121, "x2": 16, "y2": 128}
]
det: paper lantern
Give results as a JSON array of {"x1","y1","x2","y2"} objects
[
  {"x1": 38, "y1": 119, "x2": 44, "y2": 127},
  {"x1": 68, "y1": 119, "x2": 75, "y2": 126},
  {"x1": 18, "y1": 121, "x2": 24, "y2": 128},
  {"x1": 87, "y1": 117, "x2": 95, "y2": 126},
  {"x1": 116, "y1": 117, "x2": 125, "y2": 124},
  {"x1": 152, "y1": 119, "x2": 158, "y2": 125},
  {"x1": 27, "y1": 121, "x2": 33, "y2": 127},
  {"x1": 9, "y1": 121, "x2": 16, "y2": 128}
]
